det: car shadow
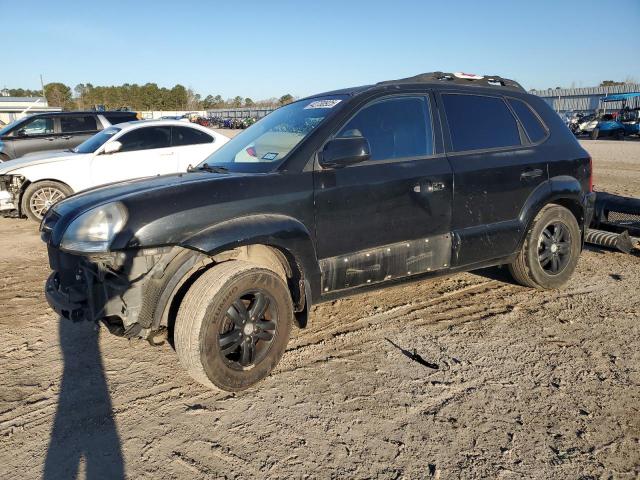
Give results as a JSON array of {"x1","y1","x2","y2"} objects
[
  {"x1": 43, "y1": 317, "x2": 125, "y2": 480},
  {"x1": 470, "y1": 265, "x2": 521, "y2": 286}
]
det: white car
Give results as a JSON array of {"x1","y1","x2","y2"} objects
[{"x1": 0, "y1": 120, "x2": 229, "y2": 221}]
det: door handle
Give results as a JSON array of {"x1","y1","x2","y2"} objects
[
  {"x1": 413, "y1": 181, "x2": 446, "y2": 193},
  {"x1": 520, "y1": 168, "x2": 543, "y2": 180}
]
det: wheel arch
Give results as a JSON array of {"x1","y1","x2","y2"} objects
[
  {"x1": 17, "y1": 177, "x2": 74, "y2": 217},
  {"x1": 148, "y1": 215, "x2": 320, "y2": 337},
  {"x1": 517, "y1": 176, "x2": 586, "y2": 250}
]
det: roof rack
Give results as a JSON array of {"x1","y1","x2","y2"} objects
[{"x1": 378, "y1": 72, "x2": 525, "y2": 92}]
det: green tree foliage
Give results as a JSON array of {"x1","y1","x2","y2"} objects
[
  {"x1": 44, "y1": 83, "x2": 74, "y2": 109},
  {"x1": 279, "y1": 94, "x2": 294, "y2": 105},
  {"x1": 6, "y1": 82, "x2": 294, "y2": 111},
  {"x1": 600, "y1": 80, "x2": 625, "y2": 87}
]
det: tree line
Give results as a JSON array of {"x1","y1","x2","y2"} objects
[{"x1": 2, "y1": 83, "x2": 295, "y2": 111}]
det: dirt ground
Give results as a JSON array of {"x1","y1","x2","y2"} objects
[{"x1": 0, "y1": 139, "x2": 639, "y2": 479}]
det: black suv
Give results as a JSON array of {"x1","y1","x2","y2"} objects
[
  {"x1": 0, "y1": 110, "x2": 138, "y2": 161},
  {"x1": 41, "y1": 72, "x2": 595, "y2": 391}
]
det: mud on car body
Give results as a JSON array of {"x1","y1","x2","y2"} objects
[{"x1": 42, "y1": 72, "x2": 596, "y2": 392}]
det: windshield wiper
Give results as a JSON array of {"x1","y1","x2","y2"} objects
[{"x1": 189, "y1": 163, "x2": 229, "y2": 174}]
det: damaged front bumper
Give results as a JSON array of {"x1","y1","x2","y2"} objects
[
  {"x1": 45, "y1": 245, "x2": 176, "y2": 340},
  {"x1": 0, "y1": 175, "x2": 24, "y2": 216}
]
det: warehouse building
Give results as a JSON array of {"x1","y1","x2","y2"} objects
[
  {"x1": 530, "y1": 84, "x2": 640, "y2": 115},
  {"x1": 0, "y1": 96, "x2": 61, "y2": 125}
]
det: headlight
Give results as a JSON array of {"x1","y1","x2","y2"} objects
[{"x1": 60, "y1": 202, "x2": 128, "y2": 253}]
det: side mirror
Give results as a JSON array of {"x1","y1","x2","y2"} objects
[
  {"x1": 14, "y1": 129, "x2": 27, "y2": 138},
  {"x1": 319, "y1": 136, "x2": 370, "y2": 169},
  {"x1": 102, "y1": 140, "x2": 122, "y2": 155}
]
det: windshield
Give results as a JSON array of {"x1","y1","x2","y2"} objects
[
  {"x1": 73, "y1": 126, "x2": 121, "y2": 153},
  {"x1": 197, "y1": 95, "x2": 347, "y2": 172}
]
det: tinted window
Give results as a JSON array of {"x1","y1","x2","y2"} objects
[
  {"x1": 14, "y1": 117, "x2": 54, "y2": 136},
  {"x1": 337, "y1": 96, "x2": 432, "y2": 161},
  {"x1": 103, "y1": 113, "x2": 137, "y2": 125},
  {"x1": 442, "y1": 94, "x2": 521, "y2": 151},
  {"x1": 508, "y1": 98, "x2": 547, "y2": 143},
  {"x1": 60, "y1": 115, "x2": 97, "y2": 133},
  {"x1": 118, "y1": 126, "x2": 171, "y2": 152},
  {"x1": 172, "y1": 126, "x2": 213, "y2": 146}
]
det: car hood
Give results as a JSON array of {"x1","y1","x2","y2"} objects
[
  {"x1": 48, "y1": 170, "x2": 265, "y2": 248},
  {"x1": 0, "y1": 151, "x2": 84, "y2": 174}
]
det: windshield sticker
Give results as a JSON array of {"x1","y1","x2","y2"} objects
[
  {"x1": 304, "y1": 99, "x2": 342, "y2": 110},
  {"x1": 262, "y1": 152, "x2": 279, "y2": 161}
]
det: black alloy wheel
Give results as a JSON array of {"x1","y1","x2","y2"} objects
[
  {"x1": 538, "y1": 221, "x2": 571, "y2": 275},
  {"x1": 218, "y1": 290, "x2": 278, "y2": 369}
]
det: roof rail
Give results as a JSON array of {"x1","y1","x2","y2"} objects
[{"x1": 378, "y1": 72, "x2": 525, "y2": 92}]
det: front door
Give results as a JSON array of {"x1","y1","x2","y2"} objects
[
  {"x1": 314, "y1": 94, "x2": 453, "y2": 293},
  {"x1": 438, "y1": 91, "x2": 550, "y2": 266},
  {"x1": 9, "y1": 116, "x2": 61, "y2": 158},
  {"x1": 91, "y1": 125, "x2": 177, "y2": 186}
]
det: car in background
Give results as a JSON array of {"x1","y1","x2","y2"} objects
[
  {"x1": 0, "y1": 111, "x2": 139, "y2": 162},
  {"x1": 0, "y1": 120, "x2": 229, "y2": 220}
]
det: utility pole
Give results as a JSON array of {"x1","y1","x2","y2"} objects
[{"x1": 40, "y1": 74, "x2": 45, "y2": 99}]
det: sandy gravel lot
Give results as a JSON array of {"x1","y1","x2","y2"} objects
[{"x1": 0, "y1": 139, "x2": 638, "y2": 479}]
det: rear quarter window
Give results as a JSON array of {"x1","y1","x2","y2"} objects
[
  {"x1": 507, "y1": 98, "x2": 548, "y2": 143},
  {"x1": 442, "y1": 94, "x2": 521, "y2": 152}
]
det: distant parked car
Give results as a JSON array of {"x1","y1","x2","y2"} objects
[
  {"x1": 0, "y1": 111, "x2": 139, "y2": 162},
  {"x1": 0, "y1": 120, "x2": 229, "y2": 220}
]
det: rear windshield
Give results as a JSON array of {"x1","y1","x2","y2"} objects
[{"x1": 197, "y1": 95, "x2": 347, "y2": 173}]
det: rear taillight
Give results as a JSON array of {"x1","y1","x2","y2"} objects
[
  {"x1": 588, "y1": 156, "x2": 593, "y2": 192},
  {"x1": 246, "y1": 146, "x2": 257, "y2": 157}
]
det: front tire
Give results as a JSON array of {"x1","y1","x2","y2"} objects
[
  {"x1": 21, "y1": 181, "x2": 73, "y2": 222},
  {"x1": 508, "y1": 205, "x2": 581, "y2": 289},
  {"x1": 174, "y1": 260, "x2": 293, "y2": 391}
]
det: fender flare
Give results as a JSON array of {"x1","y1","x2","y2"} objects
[
  {"x1": 517, "y1": 175, "x2": 586, "y2": 247},
  {"x1": 180, "y1": 214, "x2": 322, "y2": 302}
]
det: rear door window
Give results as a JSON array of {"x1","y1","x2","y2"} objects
[
  {"x1": 60, "y1": 115, "x2": 97, "y2": 133},
  {"x1": 507, "y1": 98, "x2": 547, "y2": 143},
  {"x1": 442, "y1": 94, "x2": 521, "y2": 151},
  {"x1": 337, "y1": 96, "x2": 433, "y2": 161},
  {"x1": 172, "y1": 126, "x2": 214, "y2": 146},
  {"x1": 118, "y1": 126, "x2": 171, "y2": 152}
]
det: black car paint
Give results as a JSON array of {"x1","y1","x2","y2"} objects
[{"x1": 42, "y1": 78, "x2": 594, "y2": 338}]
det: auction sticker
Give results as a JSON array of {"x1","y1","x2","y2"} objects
[
  {"x1": 304, "y1": 99, "x2": 342, "y2": 109},
  {"x1": 262, "y1": 152, "x2": 279, "y2": 160}
]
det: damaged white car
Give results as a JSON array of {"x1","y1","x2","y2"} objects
[{"x1": 0, "y1": 120, "x2": 228, "y2": 221}]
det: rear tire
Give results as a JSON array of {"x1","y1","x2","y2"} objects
[
  {"x1": 590, "y1": 128, "x2": 599, "y2": 140},
  {"x1": 174, "y1": 260, "x2": 293, "y2": 391},
  {"x1": 508, "y1": 205, "x2": 581, "y2": 290},
  {"x1": 615, "y1": 129, "x2": 625, "y2": 140},
  {"x1": 21, "y1": 180, "x2": 73, "y2": 222}
]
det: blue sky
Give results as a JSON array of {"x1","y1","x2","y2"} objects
[{"x1": 4, "y1": 0, "x2": 640, "y2": 99}]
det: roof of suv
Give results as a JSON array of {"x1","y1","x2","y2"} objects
[
  {"x1": 306, "y1": 72, "x2": 526, "y2": 100},
  {"x1": 25, "y1": 111, "x2": 137, "y2": 118}
]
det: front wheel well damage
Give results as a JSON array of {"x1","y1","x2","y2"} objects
[{"x1": 160, "y1": 244, "x2": 308, "y2": 347}]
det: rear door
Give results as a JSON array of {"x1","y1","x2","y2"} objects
[
  {"x1": 314, "y1": 93, "x2": 453, "y2": 293},
  {"x1": 438, "y1": 91, "x2": 549, "y2": 266},
  {"x1": 90, "y1": 125, "x2": 175, "y2": 186},
  {"x1": 59, "y1": 115, "x2": 100, "y2": 150},
  {"x1": 171, "y1": 126, "x2": 217, "y2": 170}
]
